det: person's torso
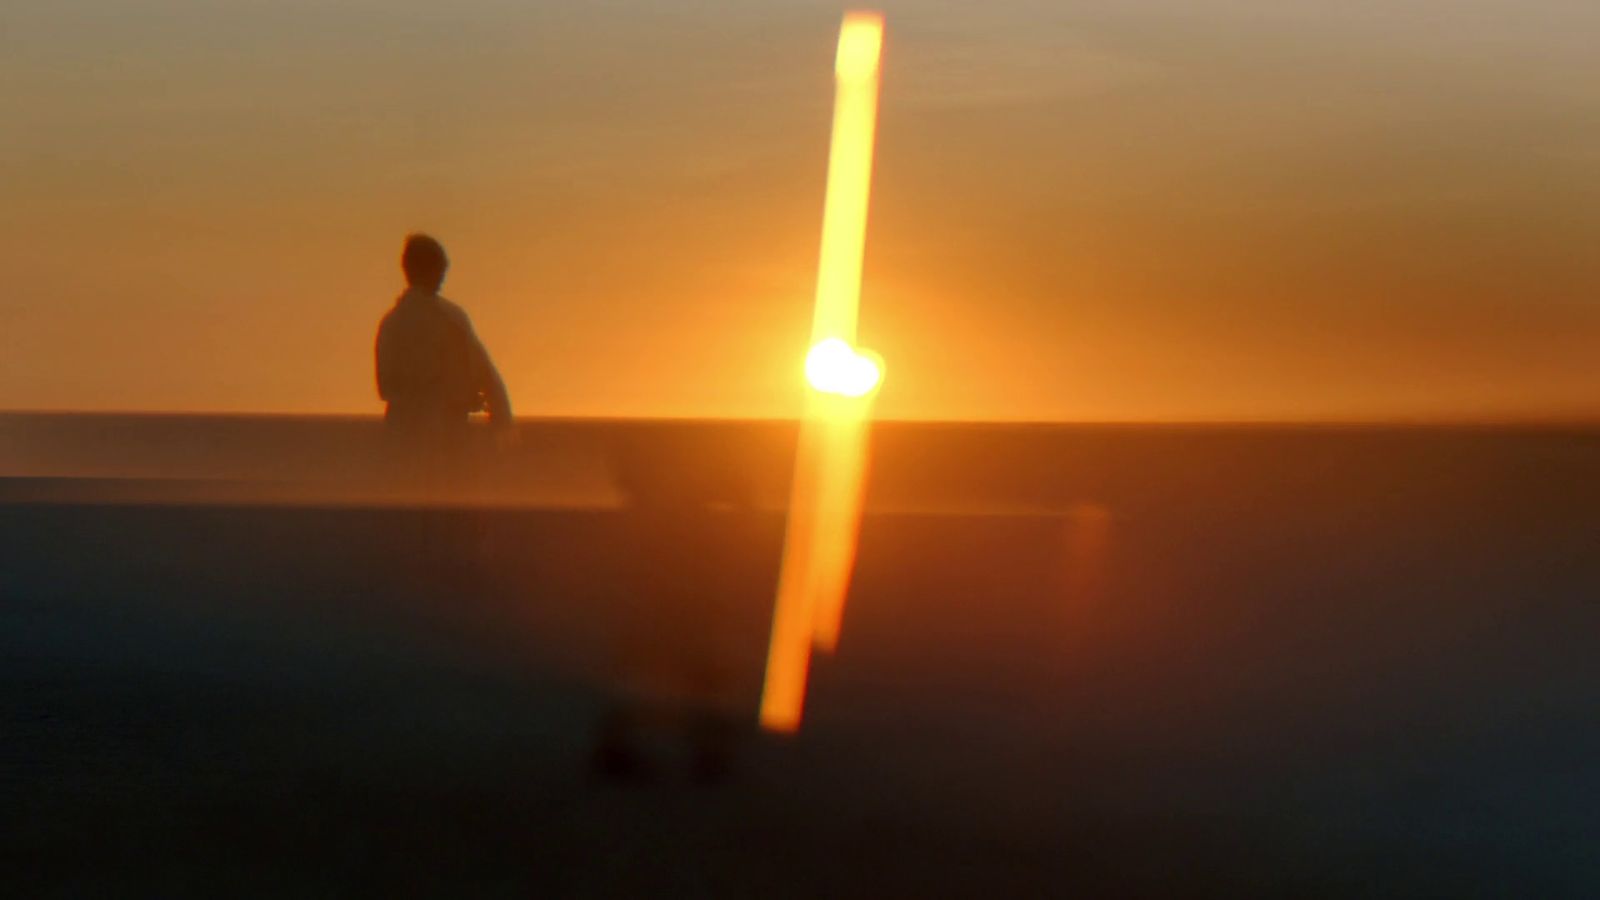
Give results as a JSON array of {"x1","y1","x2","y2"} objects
[{"x1": 378, "y1": 292, "x2": 478, "y2": 426}]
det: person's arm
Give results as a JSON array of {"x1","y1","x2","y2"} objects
[
  {"x1": 446, "y1": 303, "x2": 513, "y2": 427},
  {"x1": 472, "y1": 340, "x2": 513, "y2": 428}
]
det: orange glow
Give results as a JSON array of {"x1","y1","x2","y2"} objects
[{"x1": 760, "y1": 11, "x2": 887, "y2": 733}]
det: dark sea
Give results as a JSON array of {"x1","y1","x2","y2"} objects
[{"x1": 3, "y1": 413, "x2": 1597, "y2": 896}]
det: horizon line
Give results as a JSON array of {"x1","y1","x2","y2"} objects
[{"x1": 3, "y1": 408, "x2": 1598, "y2": 431}]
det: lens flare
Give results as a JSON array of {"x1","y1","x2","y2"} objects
[
  {"x1": 835, "y1": 12, "x2": 884, "y2": 82},
  {"x1": 809, "y1": 11, "x2": 883, "y2": 348},
  {"x1": 761, "y1": 11, "x2": 886, "y2": 734}
]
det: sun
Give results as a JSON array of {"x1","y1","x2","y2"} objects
[{"x1": 805, "y1": 338, "x2": 883, "y2": 398}]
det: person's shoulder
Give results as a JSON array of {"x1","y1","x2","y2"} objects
[
  {"x1": 435, "y1": 296, "x2": 475, "y2": 330},
  {"x1": 376, "y1": 304, "x2": 400, "y2": 333},
  {"x1": 377, "y1": 292, "x2": 411, "y2": 324}
]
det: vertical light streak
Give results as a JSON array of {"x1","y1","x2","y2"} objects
[
  {"x1": 758, "y1": 416, "x2": 825, "y2": 733},
  {"x1": 760, "y1": 12, "x2": 886, "y2": 734},
  {"x1": 804, "y1": 406, "x2": 870, "y2": 652},
  {"x1": 811, "y1": 11, "x2": 884, "y2": 347}
]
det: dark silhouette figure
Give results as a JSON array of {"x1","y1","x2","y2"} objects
[
  {"x1": 375, "y1": 234, "x2": 512, "y2": 436},
  {"x1": 375, "y1": 234, "x2": 512, "y2": 575}
]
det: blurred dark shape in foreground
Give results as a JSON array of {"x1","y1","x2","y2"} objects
[{"x1": 590, "y1": 436, "x2": 751, "y2": 785}]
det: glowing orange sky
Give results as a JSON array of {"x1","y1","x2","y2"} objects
[{"x1": 2, "y1": 1, "x2": 1596, "y2": 421}]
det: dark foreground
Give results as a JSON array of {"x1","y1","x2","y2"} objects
[{"x1": 3, "y1": 417, "x2": 1598, "y2": 896}]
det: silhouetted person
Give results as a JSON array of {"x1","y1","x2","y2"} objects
[
  {"x1": 376, "y1": 234, "x2": 511, "y2": 571},
  {"x1": 376, "y1": 234, "x2": 512, "y2": 438}
]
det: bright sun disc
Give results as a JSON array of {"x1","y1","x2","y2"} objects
[{"x1": 805, "y1": 338, "x2": 882, "y2": 398}]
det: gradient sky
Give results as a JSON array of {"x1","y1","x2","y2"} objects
[{"x1": 2, "y1": 0, "x2": 1597, "y2": 420}]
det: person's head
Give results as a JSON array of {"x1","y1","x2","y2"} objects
[{"x1": 401, "y1": 233, "x2": 448, "y2": 292}]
